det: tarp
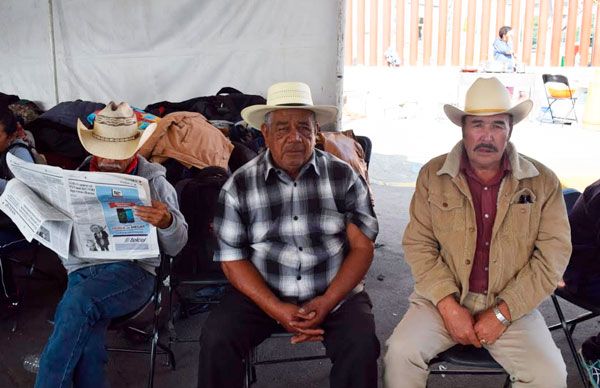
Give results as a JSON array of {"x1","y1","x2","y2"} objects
[{"x1": 0, "y1": 0, "x2": 341, "y2": 110}]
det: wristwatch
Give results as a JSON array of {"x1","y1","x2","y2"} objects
[{"x1": 493, "y1": 305, "x2": 511, "y2": 327}]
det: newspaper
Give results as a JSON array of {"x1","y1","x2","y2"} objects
[{"x1": 0, "y1": 153, "x2": 159, "y2": 260}]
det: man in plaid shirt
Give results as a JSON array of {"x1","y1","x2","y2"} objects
[{"x1": 197, "y1": 82, "x2": 380, "y2": 388}]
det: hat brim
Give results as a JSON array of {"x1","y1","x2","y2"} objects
[
  {"x1": 77, "y1": 119, "x2": 157, "y2": 160},
  {"x1": 443, "y1": 99, "x2": 533, "y2": 127},
  {"x1": 241, "y1": 105, "x2": 338, "y2": 129}
]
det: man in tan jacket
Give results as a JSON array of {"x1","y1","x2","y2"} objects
[{"x1": 384, "y1": 77, "x2": 571, "y2": 388}]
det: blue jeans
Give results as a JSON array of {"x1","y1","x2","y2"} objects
[{"x1": 35, "y1": 261, "x2": 154, "y2": 388}]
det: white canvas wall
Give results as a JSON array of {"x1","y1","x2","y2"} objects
[{"x1": 0, "y1": 0, "x2": 341, "y2": 110}]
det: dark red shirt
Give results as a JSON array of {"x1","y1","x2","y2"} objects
[{"x1": 460, "y1": 151, "x2": 511, "y2": 294}]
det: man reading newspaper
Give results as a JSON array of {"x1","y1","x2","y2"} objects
[{"x1": 32, "y1": 102, "x2": 188, "y2": 388}]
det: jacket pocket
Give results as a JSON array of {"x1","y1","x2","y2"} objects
[
  {"x1": 506, "y1": 203, "x2": 531, "y2": 237},
  {"x1": 428, "y1": 193, "x2": 464, "y2": 233}
]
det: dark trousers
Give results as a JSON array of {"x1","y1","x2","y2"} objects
[{"x1": 197, "y1": 289, "x2": 380, "y2": 388}]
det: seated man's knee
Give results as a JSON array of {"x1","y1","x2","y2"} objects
[
  {"x1": 55, "y1": 290, "x2": 98, "y2": 321},
  {"x1": 384, "y1": 325, "x2": 430, "y2": 368},
  {"x1": 517, "y1": 355, "x2": 567, "y2": 387},
  {"x1": 199, "y1": 313, "x2": 242, "y2": 353},
  {"x1": 345, "y1": 331, "x2": 380, "y2": 361}
]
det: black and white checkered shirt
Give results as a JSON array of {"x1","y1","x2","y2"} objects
[{"x1": 214, "y1": 149, "x2": 378, "y2": 302}]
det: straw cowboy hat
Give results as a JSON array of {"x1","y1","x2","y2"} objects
[
  {"x1": 77, "y1": 101, "x2": 157, "y2": 160},
  {"x1": 444, "y1": 77, "x2": 533, "y2": 127},
  {"x1": 241, "y1": 82, "x2": 338, "y2": 129}
]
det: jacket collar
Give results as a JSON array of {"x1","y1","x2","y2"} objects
[{"x1": 437, "y1": 141, "x2": 539, "y2": 180}]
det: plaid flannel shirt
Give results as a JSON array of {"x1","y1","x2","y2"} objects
[{"x1": 214, "y1": 149, "x2": 378, "y2": 302}]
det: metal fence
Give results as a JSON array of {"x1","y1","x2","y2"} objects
[{"x1": 344, "y1": 0, "x2": 600, "y2": 67}]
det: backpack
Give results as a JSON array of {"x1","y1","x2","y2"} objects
[
  {"x1": 144, "y1": 87, "x2": 266, "y2": 122},
  {"x1": 174, "y1": 166, "x2": 230, "y2": 277}
]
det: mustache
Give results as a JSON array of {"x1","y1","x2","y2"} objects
[
  {"x1": 474, "y1": 143, "x2": 498, "y2": 152},
  {"x1": 97, "y1": 162, "x2": 122, "y2": 171}
]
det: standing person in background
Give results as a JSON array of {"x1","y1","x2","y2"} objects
[{"x1": 493, "y1": 26, "x2": 516, "y2": 72}]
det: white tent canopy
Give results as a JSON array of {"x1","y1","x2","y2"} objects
[{"x1": 0, "y1": 0, "x2": 343, "y2": 115}]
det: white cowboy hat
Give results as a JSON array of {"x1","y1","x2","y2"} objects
[
  {"x1": 443, "y1": 77, "x2": 533, "y2": 127},
  {"x1": 241, "y1": 82, "x2": 338, "y2": 129},
  {"x1": 77, "y1": 101, "x2": 157, "y2": 160}
]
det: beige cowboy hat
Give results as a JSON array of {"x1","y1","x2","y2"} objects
[
  {"x1": 77, "y1": 101, "x2": 157, "y2": 160},
  {"x1": 241, "y1": 82, "x2": 338, "y2": 129},
  {"x1": 444, "y1": 77, "x2": 533, "y2": 127}
]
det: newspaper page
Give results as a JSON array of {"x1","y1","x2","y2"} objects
[
  {"x1": 0, "y1": 179, "x2": 72, "y2": 258},
  {"x1": 0, "y1": 153, "x2": 160, "y2": 260}
]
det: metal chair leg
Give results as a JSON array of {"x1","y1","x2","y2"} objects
[
  {"x1": 551, "y1": 294, "x2": 590, "y2": 388},
  {"x1": 148, "y1": 330, "x2": 158, "y2": 388},
  {"x1": 157, "y1": 341, "x2": 176, "y2": 370}
]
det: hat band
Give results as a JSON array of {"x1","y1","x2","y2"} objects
[
  {"x1": 96, "y1": 115, "x2": 137, "y2": 126},
  {"x1": 465, "y1": 108, "x2": 509, "y2": 114},
  {"x1": 92, "y1": 132, "x2": 140, "y2": 143},
  {"x1": 274, "y1": 103, "x2": 312, "y2": 107}
]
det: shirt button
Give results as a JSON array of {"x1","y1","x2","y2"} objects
[
  {"x1": 296, "y1": 275, "x2": 302, "y2": 280},
  {"x1": 484, "y1": 213, "x2": 490, "y2": 219},
  {"x1": 484, "y1": 267, "x2": 489, "y2": 271},
  {"x1": 465, "y1": 259, "x2": 471, "y2": 265},
  {"x1": 293, "y1": 216, "x2": 298, "y2": 221},
  {"x1": 442, "y1": 202, "x2": 448, "y2": 208},
  {"x1": 469, "y1": 227, "x2": 475, "y2": 232},
  {"x1": 298, "y1": 247, "x2": 303, "y2": 251},
  {"x1": 485, "y1": 241, "x2": 489, "y2": 246},
  {"x1": 483, "y1": 290, "x2": 488, "y2": 295},
  {"x1": 294, "y1": 182, "x2": 297, "y2": 187},
  {"x1": 484, "y1": 187, "x2": 489, "y2": 191}
]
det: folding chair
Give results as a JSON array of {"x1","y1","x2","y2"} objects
[
  {"x1": 244, "y1": 328, "x2": 328, "y2": 387},
  {"x1": 545, "y1": 189, "x2": 593, "y2": 387},
  {"x1": 428, "y1": 344, "x2": 510, "y2": 387},
  {"x1": 549, "y1": 287, "x2": 598, "y2": 388},
  {"x1": 167, "y1": 261, "x2": 229, "y2": 344},
  {"x1": 106, "y1": 253, "x2": 176, "y2": 388},
  {"x1": 542, "y1": 74, "x2": 578, "y2": 124}
]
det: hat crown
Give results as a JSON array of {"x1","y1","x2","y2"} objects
[
  {"x1": 265, "y1": 82, "x2": 315, "y2": 107},
  {"x1": 93, "y1": 101, "x2": 139, "y2": 140},
  {"x1": 463, "y1": 77, "x2": 512, "y2": 114}
]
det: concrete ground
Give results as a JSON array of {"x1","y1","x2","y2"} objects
[{"x1": 0, "y1": 181, "x2": 596, "y2": 388}]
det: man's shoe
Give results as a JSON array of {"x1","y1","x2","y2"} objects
[{"x1": 580, "y1": 348, "x2": 600, "y2": 388}]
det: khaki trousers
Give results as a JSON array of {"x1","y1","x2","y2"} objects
[{"x1": 383, "y1": 292, "x2": 567, "y2": 388}]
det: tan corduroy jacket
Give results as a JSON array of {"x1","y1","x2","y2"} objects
[{"x1": 403, "y1": 141, "x2": 571, "y2": 320}]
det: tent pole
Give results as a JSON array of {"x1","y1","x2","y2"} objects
[
  {"x1": 336, "y1": 0, "x2": 346, "y2": 131},
  {"x1": 48, "y1": 0, "x2": 59, "y2": 105}
]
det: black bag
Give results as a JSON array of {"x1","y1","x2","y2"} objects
[
  {"x1": 145, "y1": 87, "x2": 266, "y2": 123},
  {"x1": 174, "y1": 166, "x2": 230, "y2": 277}
]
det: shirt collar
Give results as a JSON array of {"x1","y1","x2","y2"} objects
[{"x1": 263, "y1": 149, "x2": 320, "y2": 181}]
